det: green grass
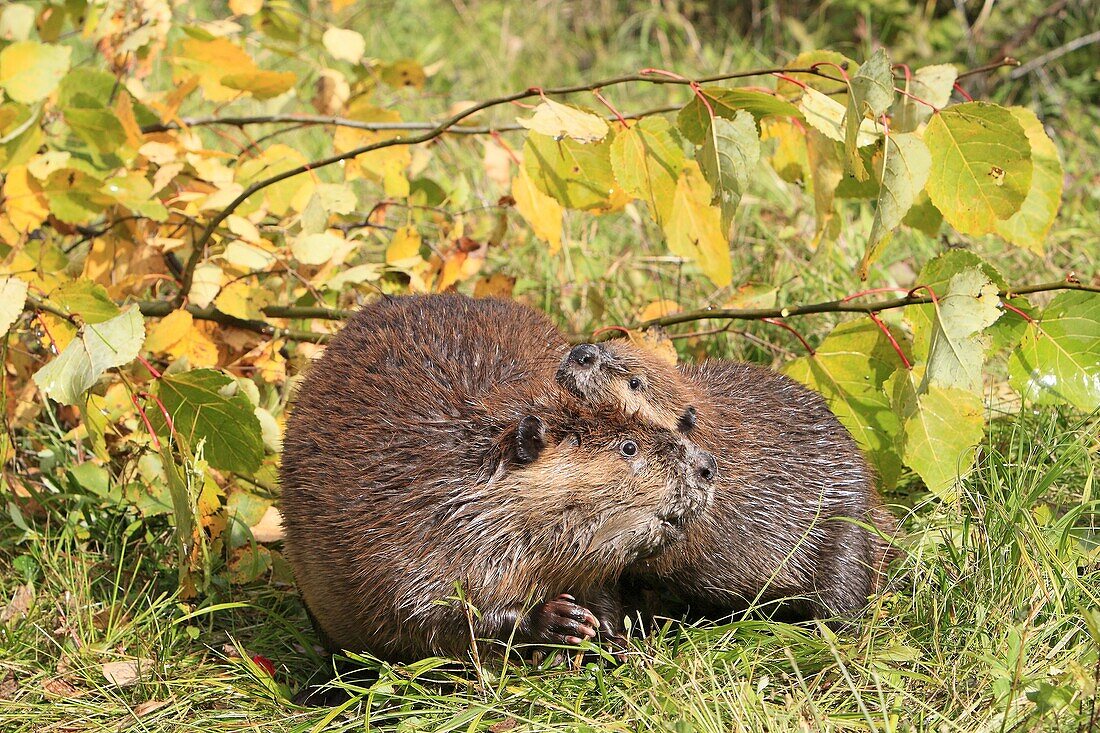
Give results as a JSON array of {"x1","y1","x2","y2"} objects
[
  {"x1": 1, "y1": 408, "x2": 1097, "y2": 731},
  {"x1": 4, "y1": 1, "x2": 1100, "y2": 730}
]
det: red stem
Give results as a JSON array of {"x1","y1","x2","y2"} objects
[
  {"x1": 1001, "y1": 301, "x2": 1034, "y2": 323},
  {"x1": 592, "y1": 325, "x2": 631, "y2": 339},
  {"x1": 772, "y1": 72, "x2": 808, "y2": 90},
  {"x1": 867, "y1": 312, "x2": 911, "y2": 370},
  {"x1": 841, "y1": 287, "x2": 910, "y2": 303},
  {"x1": 591, "y1": 88, "x2": 630, "y2": 128},
  {"x1": 489, "y1": 130, "x2": 521, "y2": 166},
  {"x1": 907, "y1": 284, "x2": 939, "y2": 305},
  {"x1": 136, "y1": 354, "x2": 162, "y2": 379},
  {"x1": 640, "y1": 68, "x2": 714, "y2": 117},
  {"x1": 762, "y1": 318, "x2": 815, "y2": 355},
  {"x1": 131, "y1": 394, "x2": 162, "y2": 450},
  {"x1": 952, "y1": 82, "x2": 974, "y2": 102}
]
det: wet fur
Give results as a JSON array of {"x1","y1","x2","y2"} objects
[
  {"x1": 280, "y1": 295, "x2": 712, "y2": 662},
  {"x1": 558, "y1": 341, "x2": 899, "y2": 622}
]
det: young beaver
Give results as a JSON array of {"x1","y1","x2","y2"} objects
[
  {"x1": 280, "y1": 295, "x2": 717, "y2": 662},
  {"x1": 557, "y1": 339, "x2": 898, "y2": 622}
]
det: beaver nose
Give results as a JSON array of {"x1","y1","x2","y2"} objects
[
  {"x1": 696, "y1": 452, "x2": 717, "y2": 482},
  {"x1": 568, "y1": 344, "x2": 600, "y2": 368}
]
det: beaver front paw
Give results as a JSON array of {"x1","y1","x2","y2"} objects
[{"x1": 525, "y1": 594, "x2": 599, "y2": 646}]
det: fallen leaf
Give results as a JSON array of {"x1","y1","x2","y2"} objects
[
  {"x1": 1, "y1": 583, "x2": 34, "y2": 624},
  {"x1": 102, "y1": 659, "x2": 155, "y2": 687}
]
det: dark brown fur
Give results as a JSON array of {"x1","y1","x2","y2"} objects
[
  {"x1": 557, "y1": 340, "x2": 899, "y2": 622},
  {"x1": 279, "y1": 295, "x2": 716, "y2": 662}
]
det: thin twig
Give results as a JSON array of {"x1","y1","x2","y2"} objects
[
  {"x1": 1009, "y1": 30, "x2": 1100, "y2": 78},
  {"x1": 174, "y1": 64, "x2": 836, "y2": 306}
]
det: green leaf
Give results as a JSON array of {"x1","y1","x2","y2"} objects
[
  {"x1": 923, "y1": 102, "x2": 1033, "y2": 236},
  {"x1": 782, "y1": 318, "x2": 907, "y2": 488},
  {"x1": 892, "y1": 64, "x2": 957, "y2": 133},
  {"x1": 902, "y1": 190, "x2": 943, "y2": 237},
  {"x1": 887, "y1": 367, "x2": 985, "y2": 500},
  {"x1": 1008, "y1": 291, "x2": 1100, "y2": 412},
  {"x1": 48, "y1": 280, "x2": 120, "y2": 324},
  {"x1": 697, "y1": 111, "x2": 760, "y2": 233},
  {"x1": 609, "y1": 117, "x2": 684, "y2": 224},
  {"x1": 663, "y1": 161, "x2": 732, "y2": 287},
  {"x1": 58, "y1": 67, "x2": 118, "y2": 109},
  {"x1": 0, "y1": 276, "x2": 28, "y2": 336},
  {"x1": 677, "y1": 87, "x2": 802, "y2": 145},
  {"x1": 32, "y1": 307, "x2": 146, "y2": 405},
  {"x1": 921, "y1": 268, "x2": 1002, "y2": 394},
  {"x1": 0, "y1": 41, "x2": 72, "y2": 104},
  {"x1": 799, "y1": 88, "x2": 879, "y2": 148},
  {"x1": 844, "y1": 49, "x2": 894, "y2": 181},
  {"x1": 523, "y1": 130, "x2": 619, "y2": 211},
  {"x1": 153, "y1": 369, "x2": 265, "y2": 474},
  {"x1": 858, "y1": 133, "x2": 932, "y2": 279},
  {"x1": 103, "y1": 173, "x2": 168, "y2": 221},
  {"x1": 63, "y1": 107, "x2": 128, "y2": 154},
  {"x1": 805, "y1": 129, "x2": 843, "y2": 245},
  {"x1": 993, "y1": 107, "x2": 1063, "y2": 255},
  {"x1": 907, "y1": 251, "x2": 1030, "y2": 359},
  {"x1": 44, "y1": 169, "x2": 112, "y2": 225},
  {"x1": 777, "y1": 50, "x2": 858, "y2": 98}
]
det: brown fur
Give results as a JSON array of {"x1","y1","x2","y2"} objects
[
  {"x1": 557, "y1": 340, "x2": 900, "y2": 621},
  {"x1": 279, "y1": 295, "x2": 716, "y2": 662}
]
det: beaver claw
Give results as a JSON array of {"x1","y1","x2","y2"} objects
[{"x1": 526, "y1": 594, "x2": 600, "y2": 646}]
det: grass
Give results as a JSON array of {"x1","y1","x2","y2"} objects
[
  {"x1": 1, "y1": 408, "x2": 1097, "y2": 731},
  {"x1": 3, "y1": 1, "x2": 1100, "y2": 730}
]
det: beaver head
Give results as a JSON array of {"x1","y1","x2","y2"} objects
[
  {"x1": 479, "y1": 401, "x2": 717, "y2": 569},
  {"x1": 556, "y1": 340, "x2": 698, "y2": 434}
]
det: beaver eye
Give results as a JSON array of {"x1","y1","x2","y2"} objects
[
  {"x1": 628, "y1": 377, "x2": 643, "y2": 391},
  {"x1": 619, "y1": 439, "x2": 638, "y2": 458}
]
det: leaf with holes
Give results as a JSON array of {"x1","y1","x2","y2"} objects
[
  {"x1": 919, "y1": 268, "x2": 1003, "y2": 395},
  {"x1": 1008, "y1": 291, "x2": 1100, "y2": 412},
  {"x1": 887, "y1": 366, "x2": 985, "y2": 500},
  {"x1": 663, "y1": 161, "x2": 731, "y2": 287},
  {"x1": 152, "y1": 369, "x2": 264, "y2": 474},
  {"x1": 844, "y1": 48, "x2": 894, "y2": 180},
  {"x1": 697, "y1": 111, "x2": 760, "y2": 233},
  {"x1": 858, "y1": 133, "x2": 931, "y2": 279},
  {"x1": 33, "y1": 307, "x2": 145, "y2": 405},
  {"x1": 610, "y1": 117, "x2": 684, "y2": 225},
  {"x1": 782, "y1": 318, "x2": 908, "y2": 488},
  {"x1": 994, "y1": 107, "x2": 1063, "y2": 255},
  {"x1": 924, "y1": 102, "x2": 1032, "y2": 236}
]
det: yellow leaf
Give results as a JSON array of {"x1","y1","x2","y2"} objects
[
  {"x1": 624, "y1": 329, "x2": 678, "y2": 366},
  {"x1": 517, "y1": 99, "x2": 609, "y2": 143},
  {"x1": 333, "y1": 102, "x2": 411, "y2": 183},
  {"x1": 380, "y1": 60, "x2": 427, "y2": 90},
  {"x1": 188, "y1": 263, "x2": 224, "y2": 308},
  {"x1": 173, "y1": 38, "x2": 255, "y2": 102},
  {"x1": 291, "y1": 231, "x2": 344, "y2": 266},
  {"x1": 0, "y1": 41, "x2": 71, "y2": 104},
  {"x1": 322, "y1": 27, "x2": 365, "y2": 63},
  {"x1": 3, "y1": 165, "x2": 49, "y2": 232},
  {"x1": 512, "y1": 167, "x2": 563, "y2": 254},
  {"x1": 215, "y1": 281, "x2": 271, "y2": 320},
  {"x1": 663, "y1": 162, "x2": 732, "y2": 288},
  {"x1": 113, "y1": 90, "x2": 144, "y2": 149},
  {"x1": 146, "y1": 309, "x2": 192, "y2": 353},
  {"x1": 639, "y1": 300, "x2": 679, "y2": 322},
  {"x1": 221, "y1": 70, "x2": 296, "y2": 100},
  {"x1": 229, "y1": 0, "x2": 263, "y2": 14},
  {"x1": 386, "y1": 226, "x2": 421, "y2": 264}
]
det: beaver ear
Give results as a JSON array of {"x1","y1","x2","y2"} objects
[
  {"x1": 678, "y1": 406, "x2": 698, "y2": 433},
  {"x1": 515, "y1": 415, "x2": 546, "y2": 464}
]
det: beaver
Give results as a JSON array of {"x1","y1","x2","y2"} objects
[
  {"x1": 557, "y1": 339, "x2": 898, "y2": 622},
  {"x1": 279, "y1": 294, "x2": 717, "y2": 663}
]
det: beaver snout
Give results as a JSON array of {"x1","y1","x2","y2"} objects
[{"x1": 567, "y1": 344, "x2": 601, "y2": 368}]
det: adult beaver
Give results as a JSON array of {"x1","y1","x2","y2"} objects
[
  {"x1": 280, "y1": 295, "x2": 717, "y2": 662},
  {"x1": 557, "y1": 339, "x2": 898, "y2": 622}
]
